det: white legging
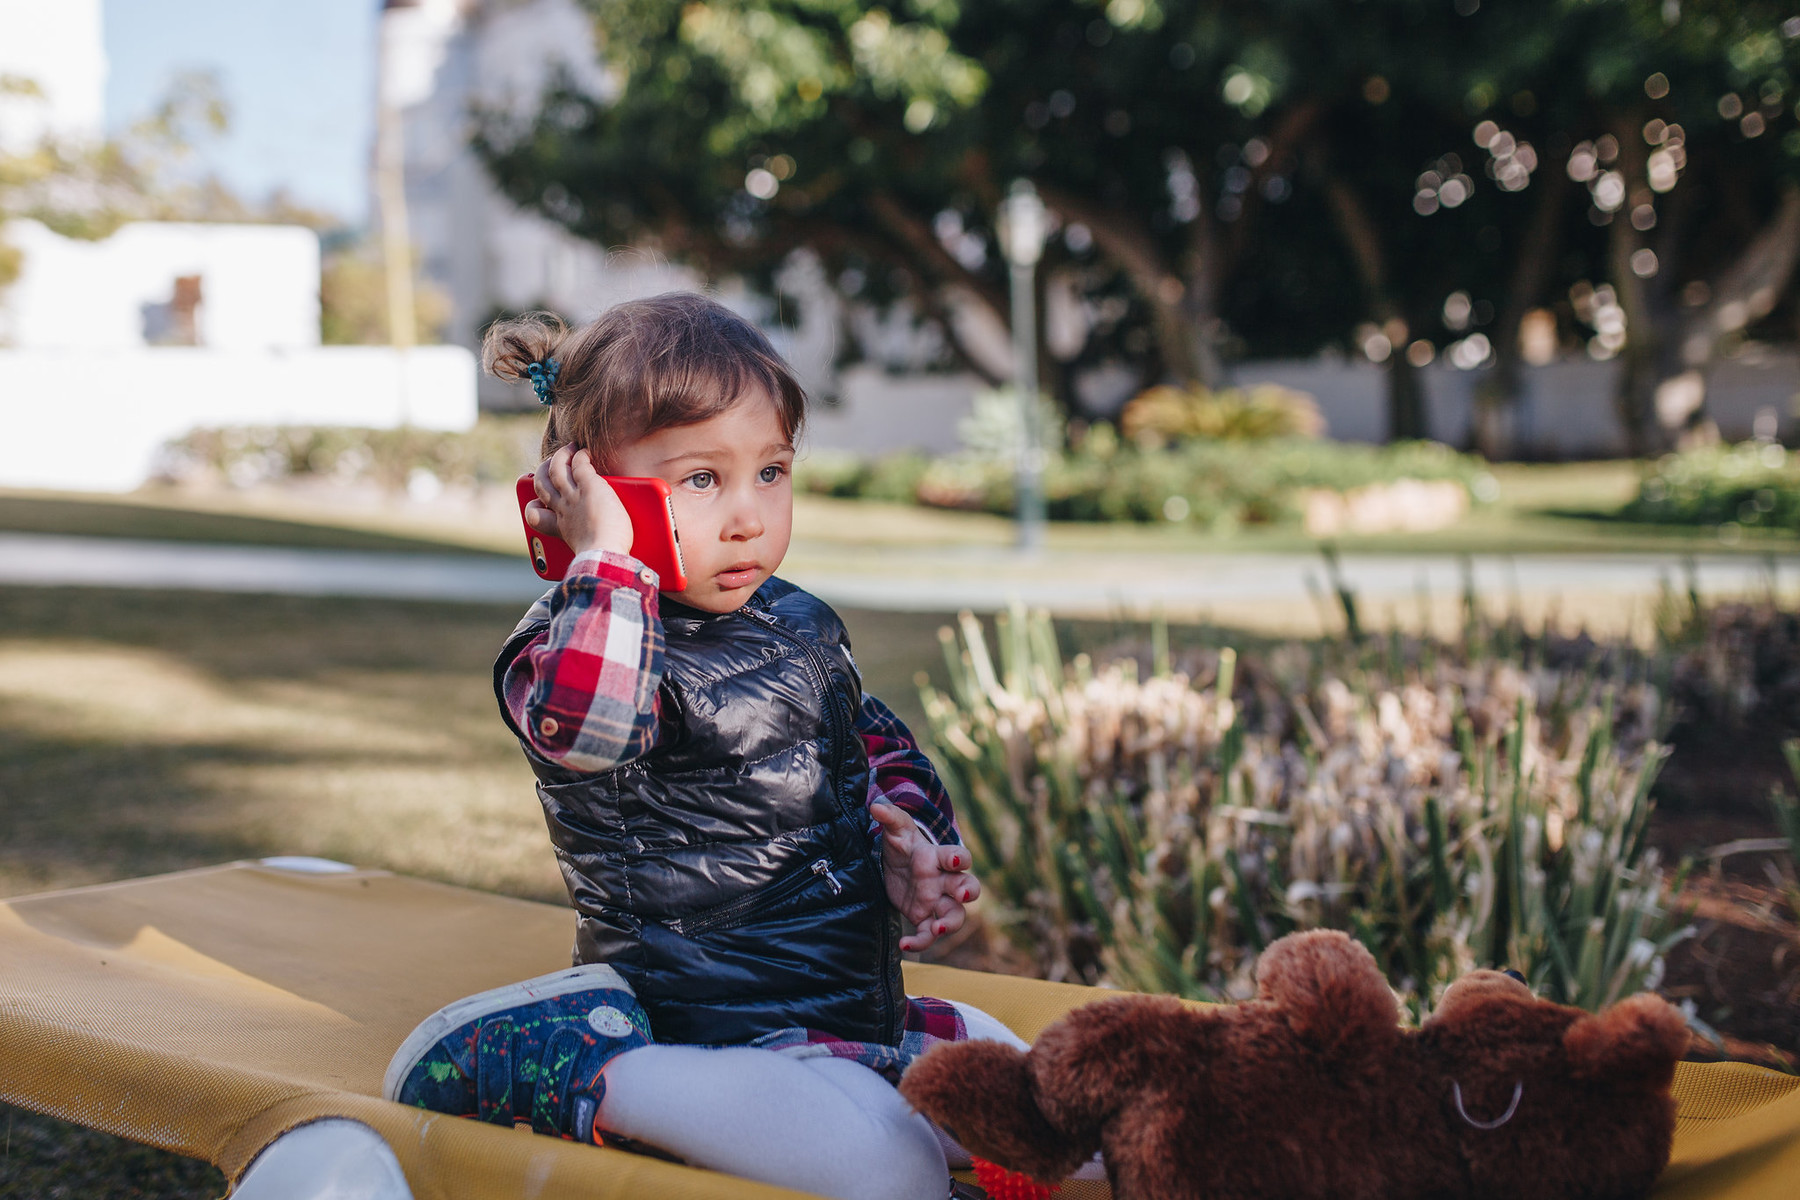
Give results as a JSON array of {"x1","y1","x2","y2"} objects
[{"x1": 595, "y1": 1000, "x2": 1029, "y2": 1200}]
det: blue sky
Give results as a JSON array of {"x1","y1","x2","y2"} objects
[{"x1": 104, "y1": 0, "x2": 377, "y2": 225}]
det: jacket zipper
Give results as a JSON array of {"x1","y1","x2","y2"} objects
[
  {"x1": 738, "y1": 603, "x2": 895, "y2": 1040},
  {"x1": 669, "y1": 857, "x2": 838, "y2": 937}
]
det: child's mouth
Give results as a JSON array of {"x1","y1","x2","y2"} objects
[{"x1": 716, "y1": 562, "x2": 760, "y2": 589}]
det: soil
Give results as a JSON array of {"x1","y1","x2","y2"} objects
[{"x1": 1648, "y1": 808, "x2": 1800, "y2": 1071}]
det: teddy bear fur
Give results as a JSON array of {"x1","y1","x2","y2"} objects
[{"x1": 901, "y1": 930, "x2": 1689, "y2": 1200}]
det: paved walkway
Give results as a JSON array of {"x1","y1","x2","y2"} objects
[{"x1": 3, "y1": 531, "x2": 1794, "y2": 616}]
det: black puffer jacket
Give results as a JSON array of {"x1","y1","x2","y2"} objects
[{"x1": 494, "y1": 576, "x2": 905, "y2": 1046}]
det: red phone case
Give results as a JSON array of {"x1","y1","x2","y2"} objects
[{"x1": 515, "y1": 474, "x2": 688, "y2": 590}]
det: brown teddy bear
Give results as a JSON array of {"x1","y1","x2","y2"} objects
[{"x1": 902, "y1": 930, "x2": 1689, "y2": 1200}]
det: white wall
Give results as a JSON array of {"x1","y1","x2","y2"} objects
[
  {"x1": 1232, "y1": 353, "x2": 1800, "y2": 456},
  {"x1": 0, "y1": 0, "x2": 106, "y2": 151},
  {"x1": 0, "y1": 346, "x2": 477, "y2": 492},
  {"x1": 393, "y1": 0, "x2": 699, "y2": 407},
  {"x1": 805, "y1": 366, "x2": 981, "y2": 456},
  {"x1": 2, "y1": 220, "x2": 322, "y2": 351}
]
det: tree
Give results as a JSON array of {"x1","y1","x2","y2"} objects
[
  {"x1": 1584, "y1": 0, "x2": 1800, "y2": 453},
  {"x1": 477, "y1": 0, "x2": 1800, "y2": 450}
]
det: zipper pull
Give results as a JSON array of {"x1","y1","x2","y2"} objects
[{"x1": 811, "y1": 859, "x2": 843, "y2": 895}]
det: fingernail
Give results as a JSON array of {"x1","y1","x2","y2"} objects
[
  {"x1": 960, "y1": 890, "x2": 972, "y2": 902},
  {"x1": 935, "y1": 922, "x2": 946, "y2": 935}
]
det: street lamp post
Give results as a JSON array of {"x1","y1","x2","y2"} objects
[{"x1": 999, "y1": 179, "x2": 1048, "y2": 552}]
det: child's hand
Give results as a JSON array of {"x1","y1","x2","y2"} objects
[
  {"x1": 530, "y1": 445, "x2": 634, "y2": 558},
  {"x1": 870, "y1": 802, "x2": 982, "y2": 953}
]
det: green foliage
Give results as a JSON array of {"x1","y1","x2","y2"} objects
[
  {"x1": 318, "y1": 249, "x2": 451, "y2": 346},
  {"x1": 796, "y1": 449, "x2": 933, "y2": 502},
  {"x1": 808, "y1": 435, "x2": 1489, "y2": 528},
  {"x1": 1119, "y1": 382, "x2": 1325, "y2": 446},
  {"x1": 1, "y1": 67, "x2": 334, "y2": 309},
  {"x1": 1623, "y1": 442, "x2": 1800, "y2": 532},
  {"x1": 476, "y1": 0, "x2": 1800, "y2": 399},
  {"x1": 921, "y1": 599, "x2": 1689, "y2": 1014}
]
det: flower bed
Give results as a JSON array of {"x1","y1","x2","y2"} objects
[{"x1": 920, "y1": 602, "x2": 1688, "y2": 1016}]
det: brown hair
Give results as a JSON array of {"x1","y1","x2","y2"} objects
[{"x1": 483, "y1": 292, "x2": 807, "y2": 466}]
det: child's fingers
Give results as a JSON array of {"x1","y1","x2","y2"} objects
[
  {"x1": 935, "y1": 845, "x2": 971, "y2": 874},
  {"x1": 932, "y1": 900, "x2": 966, "y2": 936},
  {"x1": 523, "y1": 499, "x2": 561, "y2": 537},
  {"x1": 539, "y1": 446, "x2": 575, "y2": 504},
  {"x1": 569, "y1": 447, "x2": 602, "y2": 484},
  {"x1": 899, "y1": 916, "x2": 940, "y2": 954},
  {"x1": 868, "y1": 802, "x2": 914, "y2": 841},
  {"x1": 941, "y1": 872, "x2": 981, "y2": 905},
  {"x1": 533, "y1": 456, "x2": 559, "y2": 506},
  {"x1": 899, "y1": 903, "x2": 966, "y2": 953}
]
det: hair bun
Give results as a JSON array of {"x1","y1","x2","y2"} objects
[{"x1": 482, "y1": 312, "x2": 568, "y2": 382}]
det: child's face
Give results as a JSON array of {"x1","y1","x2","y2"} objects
[{"x1": 611, "y1": 390, "x2": 795, "y2": 613}]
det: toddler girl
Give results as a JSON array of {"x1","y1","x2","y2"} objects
[{"x1": 385, "y1": 293, "x2": 1026, "y2": 1200}]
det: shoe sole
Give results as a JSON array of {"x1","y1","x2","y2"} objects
[{"x1": 382, "y1": 962, "x2": 632, "y2": 1102}]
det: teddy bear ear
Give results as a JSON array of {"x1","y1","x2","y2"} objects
[
  {"x1": 1563, "y1": 994, "x2": 1690, "y2": 1086},
  {"x1": 1255, "y1": 930, "x2": 1400, "y2": 1053}
]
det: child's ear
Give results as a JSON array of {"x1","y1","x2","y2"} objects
[{"x1": 1563, "y1": 993, "x2": 1690, "y2": 1086}]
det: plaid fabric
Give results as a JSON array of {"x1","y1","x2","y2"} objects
[
  {"x1": 859, "y1": 695, "x2": 961, "y2": 846},
  {"x1": 744, "y1": 997, "x2": 968, "y2": 1083},
  {"x1": 501, "y1": 557, "x2": 960, "y2": 840},
  {"x1": 500, "y1": 550, "x2": 666, "y2": 773}
]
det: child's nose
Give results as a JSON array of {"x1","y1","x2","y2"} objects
[{"x1": 723, "y1": 493, "x2": 765, "y2": 540}]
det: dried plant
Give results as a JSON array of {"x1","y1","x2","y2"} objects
[{"x1": 922, "y1": 603, "x2": 1688, "y2": 1016}]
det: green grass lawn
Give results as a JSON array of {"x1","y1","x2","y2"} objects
[
  {"x1": 0, "y1": 491, "x2": 512, "y2": 557},
  {"x1": 0, "y1": 583, "x2": 959, "y2": 1192},
  {"x1": 3, "y1": 460, "x2": 1793, "y2": 561}
]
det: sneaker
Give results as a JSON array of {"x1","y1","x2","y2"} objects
[{"x1": 382, "y1": 963, "x2": 652, "y2": 1143}]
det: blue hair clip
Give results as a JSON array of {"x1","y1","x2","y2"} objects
[{"x1": 526, "y1": 358, "x2": 560, "y2": 406}]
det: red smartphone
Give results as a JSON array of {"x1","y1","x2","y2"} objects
[{"x1": 515, "y1": 473, "x2": 688, "y2": 590}]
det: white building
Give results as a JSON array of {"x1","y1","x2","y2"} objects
[
  {"x1": 383, "y1": 0, "x2": 697, "y2": 406},
  {"x1": 0, "y1": 0, "x2": 477, "y2": 492},
  {"x1": 4, "y1": 219, "x2": 321, "y2": 351},
  {"x1": 0, "y1": 0, "x2": 107, "y2": 152}
]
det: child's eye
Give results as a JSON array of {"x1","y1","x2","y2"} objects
[
  {"x1": 759, "y1": 464, "x2": 787, "y2": 484},
  {"x1": 686, "y1": 471, "x2": 716, "y2": 491}
]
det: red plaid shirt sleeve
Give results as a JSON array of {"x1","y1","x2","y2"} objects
[
  {"x1": 501, "y1": 550, "x2": 665, "y2": 772},
  {"x1": 858, "y1": 694, "x2": 960, "y2": 846}
]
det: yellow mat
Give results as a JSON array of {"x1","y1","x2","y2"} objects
[{"x1": 1, "y1": 863, "x2": 1795, "y2": 1199}]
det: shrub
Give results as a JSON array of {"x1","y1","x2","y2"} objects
[
  {"x1": 155, "y1": 418, "x2": 543, "y2": 491},
  {"x1": 1623, "y1": 442, "x2": 1800, "y2": 532},
  {"x1": 795, "y1": 449, "x2": 932, "y2": 504},
  {"x1": 920, "y1": 603, "x2": 1687, "y2": 1015},
  {"x1": 1120, "y1": 382, "x2": 1325, "y2": 445},
  {"x1": 910, "y1": 435, "x2": 1491, "y2": 529}
]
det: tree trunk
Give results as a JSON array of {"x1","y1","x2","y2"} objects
[
  {"x1": 1034, "y1": 182, "x2": 1216, "y2": 387},
  {"x1": 863, "y1": 190, "x2": 1019, "y2": 388},
  {"x1": 1607, "y1": 116, "x2": 1681, "y2": 457},
  {"x1": 1473, "y1": 160, "x2": 1573, "y2": 459},
  {"x1": 1612, "y1": 138, "x2": 1800, "y2": 455},
  {"x1": 1319, "y1": 168, "x2": 1427, "y2": 441}
]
